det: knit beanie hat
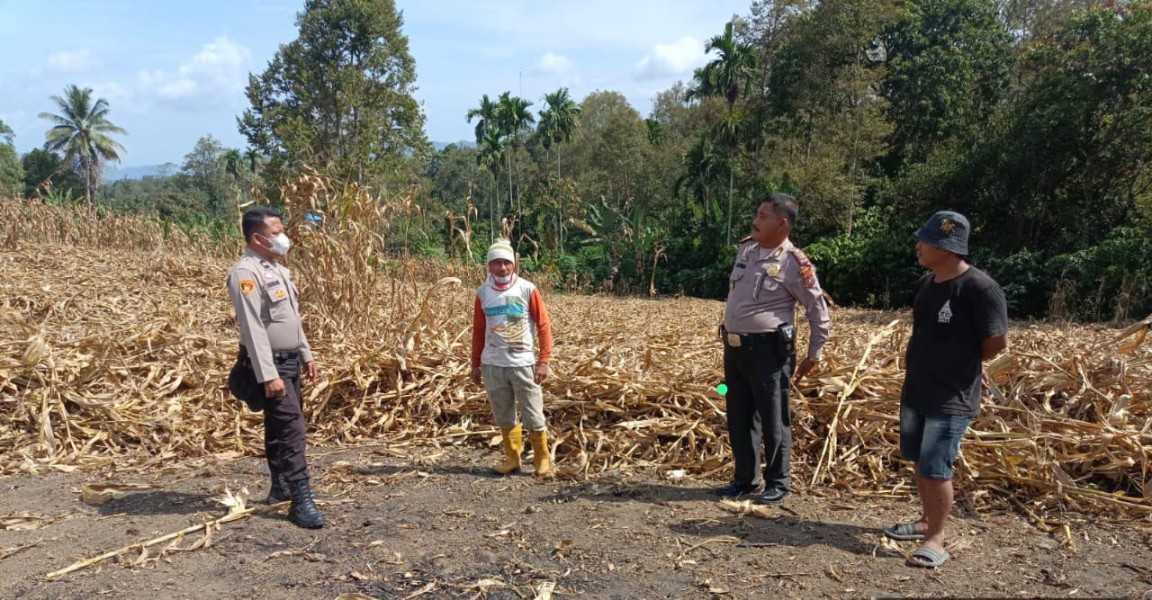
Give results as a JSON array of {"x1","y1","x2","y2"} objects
[{"x1": 487, "y1": 238, "x2": 515, "y2": 264}]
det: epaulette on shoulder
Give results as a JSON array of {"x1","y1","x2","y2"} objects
[{"x1": 788, "y1": 245, "x2": 812, "y2": 266}]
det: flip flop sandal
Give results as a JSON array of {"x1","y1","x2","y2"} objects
[
  {"x1": 907, "y1": 545, "x2": 950, "y2": 568},
  {"x1": 884, "y1": 523, "x2": 926, "y2": 541}
]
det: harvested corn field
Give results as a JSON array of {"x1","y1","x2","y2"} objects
[
  {"x1": 2, "y1": 197, "x2": 1150, "y2": 523},
  {"x1": 2, "y1": 199, "x2": 1152, "y2": 598}
]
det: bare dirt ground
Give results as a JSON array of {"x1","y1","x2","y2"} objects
[{"x1": 3, "y1": 444, "x2": 1150, "y2": 600}]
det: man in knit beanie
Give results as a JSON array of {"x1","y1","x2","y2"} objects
[{"x1": 470, "y1": 239, "x2": 555, "y2": 477}]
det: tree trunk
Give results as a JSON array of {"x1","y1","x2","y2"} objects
[
  {"x1": 726, "y1": 167, "x2": 734, "y2": 247},
  {"x1": 85, "y1": 159, "x2": 94, "y2": 206},
  {"x1": 492, "y1": 172, "x2": 499, "y2": 244}
]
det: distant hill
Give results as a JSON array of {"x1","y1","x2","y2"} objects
[
  {"x1": 103, "y1": 163, "x2": 178, "y2": 181},
  {"x1": 433, "y1": 140, "x2": 476, "y2": 151}
]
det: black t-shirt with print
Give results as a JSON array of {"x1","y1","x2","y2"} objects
[{"x1": 900, "y1": 267, "x2": 1009, "y2": 417}]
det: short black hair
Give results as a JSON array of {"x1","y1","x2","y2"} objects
[
  {"x1": 761, "y1": 193, "x2": 798, "y2": 226},
  {"x1": 242, "y1": 207, "x2": 282, "y2": 242}
]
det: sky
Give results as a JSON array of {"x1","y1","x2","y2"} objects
[{"x1": 0, "y1": 0, "x2": 750, "y2": 168}]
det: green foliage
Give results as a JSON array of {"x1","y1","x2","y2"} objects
[
  {"x1": 0, "y1": 119, "x2": 23, "y2": 197},
  {"x1": 181, "y1": 135, "x2": 233, "y2": 215},
  {"x1": 803, "y1": 205, "x2": 923, "y2": 308},
  {"x1": 21, "y1": 148, "x2": 84, "y2": 199},
  {"x1": 882, "y1": 0, "x2": 1014, "y2": 169},
  {"x1": 238, "y1": 0, "x2": 429, "y2": 188}
]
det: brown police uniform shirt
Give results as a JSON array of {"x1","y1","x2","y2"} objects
[
  {"x1": 722, "y1": 238, "x2": 832, "y2": 360},
  {"x1": 226, "y1": 250, "x2": 313, "y2": 383}
]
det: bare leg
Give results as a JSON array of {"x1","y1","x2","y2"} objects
[{"x1": 914, "y1": 471, "x2": 953, "y2": 556}]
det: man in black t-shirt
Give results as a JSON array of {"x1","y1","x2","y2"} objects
[{"x1": 884, "y1": 211, "x2": 1008, "y2": 569}]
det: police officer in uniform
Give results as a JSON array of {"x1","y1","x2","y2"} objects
[
  {"x1": 717, "y1": 193, "x2": 831, "y2": 505},
  {"x1": 226, "y1": 207, "x2": 324, "y2": 529}
]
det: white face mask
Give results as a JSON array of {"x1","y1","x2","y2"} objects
[
  {"x1": 260, "y1": 232, "x2": 292, "y2": 256},
  {"x1": 493, "y1": 274, "x2": 513, "y2": 284}
]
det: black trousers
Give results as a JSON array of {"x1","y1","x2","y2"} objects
[
  {"x1": 723, "y1": 334, "x2": 794, "y2": 492},
  {"x1": 264, "y1": 372, "x2": 309, "y2": 481}
]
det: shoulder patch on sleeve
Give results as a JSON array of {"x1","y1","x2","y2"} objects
[{"x1": 239, "y1": 279, "x2": 256, "y2": 295}]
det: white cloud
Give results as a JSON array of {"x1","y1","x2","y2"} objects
[
  {"x1": 45, "y1": 49, "x2": 103, "y2": 73},
  {"x1": 137, "y1": 36, "x2": 252, "y2": 110},
  {"x1": 633, "y1": 36, "x2": 708, "y2": 81},
  {"x1": 530, "y1": 51, "x2": 572, "y2": 75}
]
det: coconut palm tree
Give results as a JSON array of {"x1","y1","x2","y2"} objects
[{"x1": 39, "y1": 84, "x2": 127, "y2": 206}]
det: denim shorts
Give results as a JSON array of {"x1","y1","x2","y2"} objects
[{"x1": 899, "y1": 405, "x2": 971, "y2": 480}]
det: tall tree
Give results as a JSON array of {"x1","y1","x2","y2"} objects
[
  {"x1": 466, "y1": 94, "x2": 500, "y2": 145},
  {"x1": 468, "y1": 94, "x2": 507, "y2": 238},
  {"x1": 537, "y1": 88, "x2": 581, "y2": 179},
  {"x1": 243, "y1": 147, "x2": 263, "y2": 177},
  {"x1": 688, "y1": 20, "x2": 758, "y2": 246},
  {"x1": 224, "y1": 148, "x2": 243, "y2": 181},
  {"x1": 476, "y1": 126, "x2": 505, "y2": 241},
  {"x1": 538, "y1": 87, "x2": 581, "y2": 252},
  {"x1": 496, "y1": 92, "x2": 535, "y2": 217},
  {"x1": 238, "y1": 0, "x2": 429, "y2": 186},
  {"x1": 0, "y1": 119, "x2": 23, "y2": 198},
  {"x1": 882, "y1": 0, "x2": 1013, "y2": 170},
  {"x1": 38, "y1": 85, "x2": 127, "y2": 205},
  {"x1": 181, "y1": 135, "x2": 231, "y2": 214},
  {"x1": 768, "y1": 0, "x2": 901, "y2": 233}
]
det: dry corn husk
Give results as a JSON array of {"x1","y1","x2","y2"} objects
[{"x1": 2, "y1": 190, "x2": 1150, "y2": 525}]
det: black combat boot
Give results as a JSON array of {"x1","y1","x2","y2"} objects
[
  {"x1": 266, "y1": 471, "x2": 289, "y2": 504},
  {"x1": 287, "y1": 478, "x2": 325, "y2": 529}
]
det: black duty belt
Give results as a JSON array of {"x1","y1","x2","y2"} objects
[
  {"x1": 719, "y1": 326, "x2": 781, "y2": 349},
  {"x1": 236, "y1": 345, "x2": 300, "y2": 363},
  {"x1": 273, "y1": 350, "x2": 300, "y2": 362}
]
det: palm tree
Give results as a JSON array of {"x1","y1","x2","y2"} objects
[
  {"x1": 675, "y1": 136, "x2": 724, "y2": 223},
  {"x1": 243, "y1": 147, "x2": 262, "y2": 177},
  {"x1": 688, "y1": 21, "x2": 758, "y2": 111},
  {"x1": 39, "y1": 85, "x2": 127, "y2": 206},
  {"x1": 645, "y1": 117, "x2": 666, "y2": 147},
  {"x1": 687, "y1": 20, "x2": 757, "y2": 246},
  {"x1": 496, "y1": 92, "x2": 535, "y2": 218},
  {"x1": 538, "y1": 88, "x2": 581, "y2": 253},
  {"x1": 466, "y1": 95, "x2": 500, "y2": 144},
  {"x1": 538, "y1": 88, "x2": 581, "y2": 179},
  {"x1": 224, "y1": 149, "x2": 243, "y2": 181},
  {"x1": 476, "y1": 125, "x2": 505, "y2": 242}
]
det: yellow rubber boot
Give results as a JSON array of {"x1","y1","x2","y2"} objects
[
  {"x1": 492, "y1": 424, "x2": 523, "y2": 475},
  {"x1": 529, "y1": 430, "x2": 553, "y2": 478}
]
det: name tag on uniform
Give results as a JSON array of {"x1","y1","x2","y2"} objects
[{"x1": 726, "y1": 333, "x2": 742, "y2": 347}]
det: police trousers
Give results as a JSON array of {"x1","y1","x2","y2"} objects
[
  {"x1": 264, "y1": 353, "x2": 309, "y2": 482},
  {"x1": 723, "y1": 332, "x2": 795, "y2": 492}
]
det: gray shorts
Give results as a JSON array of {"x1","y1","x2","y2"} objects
[{"x1": 482, "y1": 364, "x2": 546, "y2": 431}]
